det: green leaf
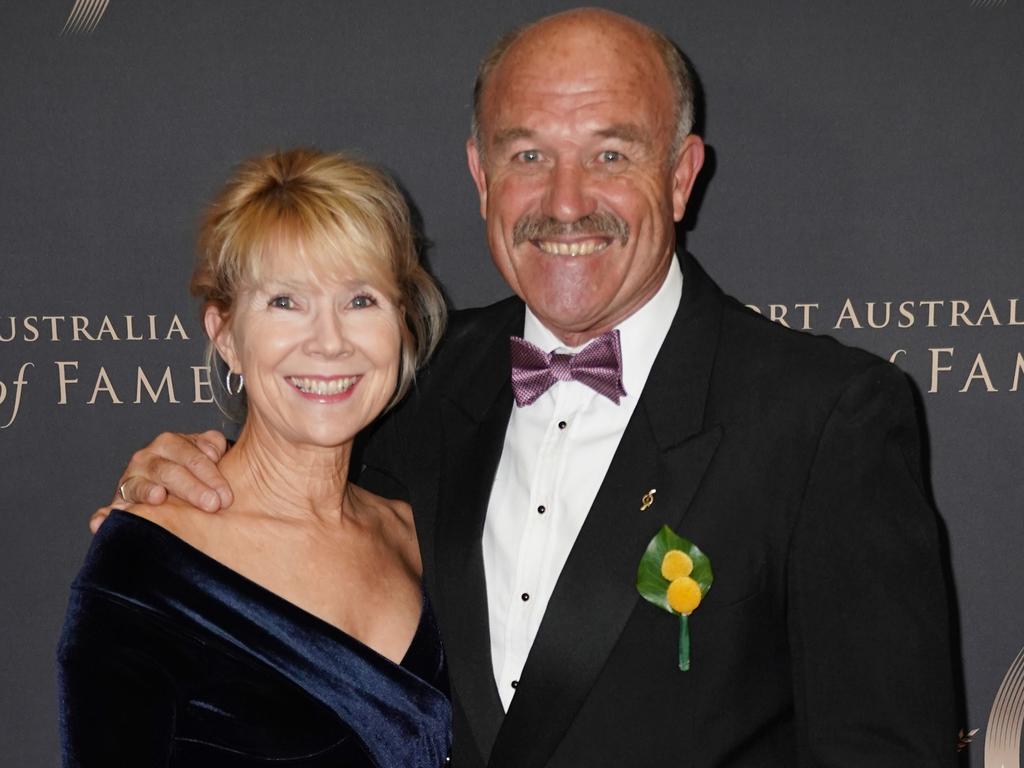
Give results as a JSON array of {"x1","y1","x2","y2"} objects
[{"x1": 636, "y1": 524, "x2": 713, "y2": 614}]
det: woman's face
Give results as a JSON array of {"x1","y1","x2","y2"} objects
[{"x1": 207, "y1": 246, "x2": 402, "y2": 451}]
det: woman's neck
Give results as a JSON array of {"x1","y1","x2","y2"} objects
[{"x1": 219, "y1": 418, "x2": 355, "y2": 526}]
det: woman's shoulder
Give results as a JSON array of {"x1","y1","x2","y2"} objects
[
  {"x1": 75, "y1": 503, "x2": 208, "y2": 593},
  {"x1": 117, "y1": 498, "x2": 206, "y2": 537}
]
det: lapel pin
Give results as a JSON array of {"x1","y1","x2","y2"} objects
[{"x1": 640, "y1": 488, "x2": 657, "y2": 511}]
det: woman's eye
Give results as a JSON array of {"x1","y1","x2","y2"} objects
[
  {"x1": 268, "y1": 295, "x2": 294, "y2": 309},
  {"x1": 350, "y1": 294, "x2": 378, "y2": 309},
  {"x1": 599, "y1": 150, "x2": 623, "y2": 163}
]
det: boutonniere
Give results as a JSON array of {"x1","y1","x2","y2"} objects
[{"x1": 636, "y1": 525, "x2": 713, "y2": 671}]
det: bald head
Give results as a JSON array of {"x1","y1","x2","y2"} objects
[{"x1": 471, "y1": 8, "x2": 694, "y2": 157}]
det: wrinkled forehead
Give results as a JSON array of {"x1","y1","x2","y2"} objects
[{"x1": 481, "y1": 22, "x2": 673, "y2": 135}]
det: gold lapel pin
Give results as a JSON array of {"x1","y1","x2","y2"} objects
[{"x1": 640, "y1": 488, "x2": 657, "y2": 511}]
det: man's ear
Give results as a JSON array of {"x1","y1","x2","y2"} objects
[
  {"x1": 466, "y1": 138, "x2": 489, "y2": 220},
  {"x1": 670, "y1": 134, "x2": 706, "y2": 222},
  {"x1": 203, "y1": 305, "x2": 240, "y2": 373}
]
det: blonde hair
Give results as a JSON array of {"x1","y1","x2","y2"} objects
[{"x1": 191, "y1": 148, "x2": 446, "y2": 417}]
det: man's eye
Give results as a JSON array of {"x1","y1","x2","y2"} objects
[
  {"x1": 515, "y1": 150, "x2": 541, "y2": 163},
  {"x1": 268, "y1": 295, "x2": 294, "y2": 309},
  {"x1": 599, "y1": 150, "x2": 623, "y2": 163},
  {"x1": 350, "y1": 294, "x2": 378, "y2": 309}
]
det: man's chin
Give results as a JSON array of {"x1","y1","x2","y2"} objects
[{"x1": 529, "y1": 302, "x2": 612, "y2": 343}]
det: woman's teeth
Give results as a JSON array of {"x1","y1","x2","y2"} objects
[{"x1": 288, "y1": 376, "x2": 357, "y2": 395}]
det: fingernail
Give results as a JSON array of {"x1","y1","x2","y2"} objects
[{"x1": 200, "y1": 491, "x2": 218, "y2": 510}]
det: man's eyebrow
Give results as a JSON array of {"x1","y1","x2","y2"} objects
[
  {"x1": 594, "y1": 123, "x2": 649, "y2": 144},
  {"x1": 491, "y1": 127, "x2": 534, "y2": 149},
  {"x1": 489, "y1": 123, "x2": 649, "y2": 150}
]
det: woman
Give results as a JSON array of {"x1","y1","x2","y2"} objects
[{"x1": 57, "y1": 148, "x2": 450, "y2": 767}]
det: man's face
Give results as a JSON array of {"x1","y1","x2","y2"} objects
[{"x1": 468, "y1": 16, "x2": 704, "y2": 345}]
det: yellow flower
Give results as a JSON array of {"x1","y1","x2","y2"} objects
[
  {"x1": 660, "y1": 549, "x2": 693, "y2": 581},
  {"x1": 667, "y1": 576, "x2": 702, "y2": 615}
]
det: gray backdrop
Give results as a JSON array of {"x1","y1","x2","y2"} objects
[{"x1": 1, "y1": 1, "x2": 1021, "y2": 765}]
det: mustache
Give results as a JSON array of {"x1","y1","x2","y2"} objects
[{"x1": 512, "y1": 212, "x2": 630, "y2": 247}]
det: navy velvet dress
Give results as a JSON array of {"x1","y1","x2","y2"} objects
[{"x1": 57, "y1": 510, "x2": 452, "y2": 767}]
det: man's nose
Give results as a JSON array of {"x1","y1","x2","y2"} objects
[{"x1": 541, "y1": 162, "x2": 596, "y2": 222}]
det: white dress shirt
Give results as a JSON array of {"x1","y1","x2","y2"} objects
[{"x1": 482, "y1": 258, "x2": 684, "y2": 711}]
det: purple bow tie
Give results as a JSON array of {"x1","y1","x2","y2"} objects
[{"x1": 509, "y1": 329, "x2": 627, "y2": 407}]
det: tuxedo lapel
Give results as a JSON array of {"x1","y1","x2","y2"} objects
[
  {"x1": 487, "y1": 255, "x2": 725, "y2": 768},
  {"x1": 433, "y1": 302, "x2": 524, "y2": 764}
]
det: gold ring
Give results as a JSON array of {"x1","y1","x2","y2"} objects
[{"x1": 118, "y1": 479, "x2": 132, "y2": 504}]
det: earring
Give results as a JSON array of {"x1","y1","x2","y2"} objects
[{"x1": 225, "y1": 369, "x2": 245, "y2": 395}]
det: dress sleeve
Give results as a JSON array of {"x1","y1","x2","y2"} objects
[
  {"x1": 787, "y1": 362, "x2": 957, "y2": 766},
  {"x1": 57, "y1": 590, "x2": 178, "y2": 767}
]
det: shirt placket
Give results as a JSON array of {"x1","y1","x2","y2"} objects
[{"x1": 499, "y1": 382, "x2": 583, "y2": 699}]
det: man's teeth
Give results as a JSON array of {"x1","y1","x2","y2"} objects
[
  {"x1": 536, "y1": 240, "x2": 609, "y2": 256},
  {"x1": 288, "y1": 377, "x2": 357, "y2": 396}
]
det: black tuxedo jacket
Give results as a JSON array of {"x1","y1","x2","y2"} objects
[{"x1": 360, "y1": 253, "x2": 956, "y2": 767}]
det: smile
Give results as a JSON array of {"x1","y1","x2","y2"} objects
[
  {"x1": 287, "y1": 376, "x2": 359, "y2": 396},
  {"x1": 534, "y1": 239, "x2": 610, "y2": 256}
]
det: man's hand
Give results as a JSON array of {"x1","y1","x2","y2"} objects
[{"x1": 90, "y1": 430, "x2": 233, "y2": 532}]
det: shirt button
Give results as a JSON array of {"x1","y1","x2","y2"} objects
[
  {"x1": 521, "y1": 593, "x2": 530, "y2": 601},
  {"x1": 511, "y1": 680, "x2": 518, "y2": 689},
  {"x1": 557, "y1": 420, "x2": 567, "y2": 430},
  {"x1": 537, "y1": 505, "x2": 546, "y2": 514}
]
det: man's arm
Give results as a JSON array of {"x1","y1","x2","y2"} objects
[
  {"x1": 91, "y1": 430, "x2": 233, "y2": 531},
  {"x1": 788, "y1": 362, "x2": 957, "y2": 766}
]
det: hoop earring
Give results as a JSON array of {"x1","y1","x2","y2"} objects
[{"x1": 225, "y1": 370, "x2": 245, "y2": 395}]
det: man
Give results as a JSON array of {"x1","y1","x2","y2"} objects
[{"x1": 108, "y1": 8, "x2": 956, "y2": 766}]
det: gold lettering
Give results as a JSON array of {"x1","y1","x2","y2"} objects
[
  {"x1": 976, "y1": 300, "x2": 1000, "y2": 326},
  {"x1": 88, "y1": 367, "x2": 123, "y2": 404},
  {"x1": 960, "y1": 353, "x2": 997, "y2": 392},
  {"x1": 1009, "y1": 299, "x2": 1023, "y2": 326},
  {"x1": 0, "y1": 317, "x2": 14, "y2": 343},
  {"x1": 794, "y1": 303, "x2": 818, "y2": 330},
  {"x1": 42, "y1": 315, "x2": 65, "y2": 341},
  {"x1": 889, "y1": 349, "x2": 907, "y2": 364},
  {"x1": 769, "y1": 304, "x2": 790, "y2": 327},
  {"x1": 135, "y1": 367, "x2": 179, "y2": 404},
  {"x1": 897, "y1": 301, "x2": 915, "y2": 328},
  {"x1": 1010, "y1": 353, "x2": 1024, "y2": 392},
  {"x1": 950, "y1": 300, "x2": 973, "y2": 327},
  {"x1": 919, "y1": 300, "x2": 943, "y2": 328},
  {"x1": 192, "y1": 366, "x2": 214, "y2": 403},
  {"x1": 745, "y1": 304, "x2": 762, "y2": 316},
  {"x1": 0, "y1": 362, "x2": 33, "y2": 428},
  {"x1": 835, "y1": 299, "x2": 862, "y2": 329},
  {"x1": 165, "y1": 314, "x2": 189, "y2": 341},
  {"x1": 148, "y1": 314, "x2": 157, "y2": 340},
  {"x1": 55, "y1": 361, "x2": 79, "y2": 405},
  {"x1": 866, "y1": 301, "x2": 891, "y2": 329},
  {"x1": 929, "y1": 347, "x2": 954, "y2": 393},
  {"x1": 95, "y1": 316, "x2": 119, "y2": 340},
  {"x1": 71, "y1": 315, "x2": 95, "y2": 341},
  {"x1": 124, "y1": 315, "x2": 144, "y2": 341}
]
